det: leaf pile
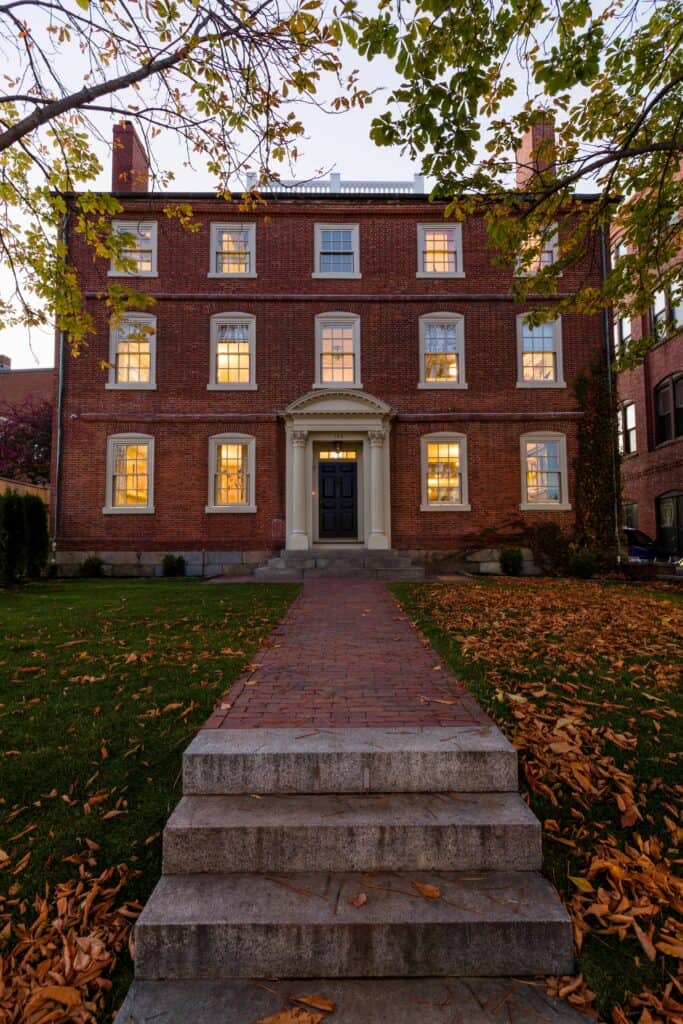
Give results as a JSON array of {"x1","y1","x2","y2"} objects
[{"x1": 397, "y1": 578, "x2": 682, "y2": 1024}]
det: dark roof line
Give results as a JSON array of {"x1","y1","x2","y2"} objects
[{"x1": 61, "y1": 190, "x2": 604, "y2": 204}]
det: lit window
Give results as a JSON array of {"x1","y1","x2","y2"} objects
[
  {"x1": 618, "y1": 402, "x2": 637, "y2": 454},
  {"x1": 515, "y1": 226, "x2": 558, "y2": 275},
  {"x1": 104, "y1": 434, "x2": 154, "y2": 514},
  {"x1": 517, "y1": 315, "x2": 564, "y2": 386},
  {"x1": 520, "y1": 432, "x2": 570, "y2": 510},
  {"x1": 417, "y1": 223, "x2": 463, "y2": 277},
  {"x1": 313, "y1": 224, "x2": 360, "y2": 278},
  {"x1": 418, "y1": 314, "x2": 467, "y2": 388},
  {"x1": 613, "y1": 315, "x2": 632, "y2": 355},
  {"x1": 206, "y1": 434, "x2": 256, "y2": 513},
  {"x1": 654, "y1": 373, "x2": 683, "y2": 445},
  {"x1": 209, "y1": 223, "x2": 256, "y2": 277},
  {"x1": 209, "y1": 313, "x2": 256, "y2": 390},
  {"x1": 109, "y1": 221, "x2": 157, "y2": 276},
  {"x1": 319, "y1": 450, "x2": 357, "y2": 460},
  {"x1": 315, "y1": 313, "x2": 361, "y2": 388},
  {"x1": 420, "y1": 433, "x2": 471, "y2": 511},
  {"x1": 107, "y1": 314, "x2": 156, "y2": 389}
]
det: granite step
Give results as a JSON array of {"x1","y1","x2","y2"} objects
[
  {"x1": 182, "y1": 727, "x2": 518, "y2": 796},
  {"x1": 117, "y1": 977, "x2": 595, "y2": 1024},
  {"x1": 134, "y1": 870, "x2": 573, "y2": 979},
  {"x1": 162, "y1": 791, "x2": 542, "y2": 874}
]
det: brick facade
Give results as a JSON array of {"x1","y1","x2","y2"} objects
[{"x1": 53, "y1": 131, "x2": 609, "y2": 575}]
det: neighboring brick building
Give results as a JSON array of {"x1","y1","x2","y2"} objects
[
  {"x1": 616, "y1": 291, "x2": 683, "y2": 554},
  {"x1": 0, "y1": 355, "x2": 54, "y2": 409},
  {"x1": 52, "y1": 121, "x2": 610, "y2": 576}
]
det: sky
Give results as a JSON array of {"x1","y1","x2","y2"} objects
[{"x1": 0, "y1": 21, "x2": 420, "y2": 370}]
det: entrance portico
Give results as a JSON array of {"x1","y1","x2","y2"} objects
[{"x1": 283, "y1": 389, "x2": 394, "y2": 551}]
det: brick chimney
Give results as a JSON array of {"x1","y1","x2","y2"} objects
[
  {"x1": 0, "y1": 354, "x2": 11, "y2": 372},
  {"x1": 516, "y1": 116, "x2": 556, "y2": 190},
  {"x1": 112, "y1": 120, "x2": 150, "y2": 192}
]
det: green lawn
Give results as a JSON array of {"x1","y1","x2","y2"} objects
[
  {"x1": 0, "y1": 579, "x2": 298, "y2": 1021},
  {"x1": 392, "y1": 578, "x2": 682, "y2": 1024}
]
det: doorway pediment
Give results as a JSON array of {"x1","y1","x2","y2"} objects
[{"x1": 284, "y1": 389, "x2": 394, "y2": 421}]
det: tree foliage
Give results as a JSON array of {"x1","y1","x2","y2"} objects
[
  {"x1": 0, "y1": 0, "x2": 367, "y2": 353},
  {"x1": 348, "y1": 0, "x2": 683, "y2": 364},
  {"x1": 0, "y1": 397, "x2": 52, "y2": 483}
]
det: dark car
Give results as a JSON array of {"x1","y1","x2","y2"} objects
[{"x1": 624, "y1": 527, "x2": 673, "y2": 562}]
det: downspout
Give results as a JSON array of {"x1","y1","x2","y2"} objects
[
  {"x1": 600, "y1": 222, "x2": 622, "y2": 563},
  {"x1": 52, "y1": 210, "x2": 69, "y2": 561}
]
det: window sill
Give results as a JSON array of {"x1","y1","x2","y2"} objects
[
  {"x1": 207, "y1": 271, "x2": 257, "y2": 279},
  {"x1": 207, "y1": 383, "x2": 258, "y2": 391},
  {"x1": 516, "y1": 381, "x2": 566, "y2": 389},
  {"x1": 205, "y1": 504, "x2": 257, "y2": 514},
  {"x1": 105, "y1": 382, "x2": 157, "y2": 390},
  {"x1": 311, "y1": 272, "x2": 362, "y2": 280},
  {"x1": 519, "y1": 502, "x2": 572, "y2": 512},
  {"x1": 416, "y1": 271, "x2": 465, "y2": 279},
  {"x1": 312, "y1": 382, "x2": 363, "y2": 390},
  {"x1": 620, "y1": 450, "x2": 639, "y2": 460},
  {"x1": 420, "y1": 503, "x2": 472, "y2": 512},
  {"x1": 102, "y1": 506, "x2": 155, "y2": 515},
  {"x1": 107, "y1": 271, "x2": 159, "y2": 278},
  {"x1": 417, "y1": 382, "x2": 468, "y2": 390}
]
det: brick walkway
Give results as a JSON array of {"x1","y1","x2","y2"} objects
[{"x1": 204, "y1": 580, "x2": 491, "y2": 729}]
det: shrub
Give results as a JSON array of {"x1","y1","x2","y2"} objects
[
  {"x1": 77, "y1": 555, "x2": 105, "y2": 578},
  {"x1": 0, "y1": 490, "x2": 27, "y2": 583},
  {"x1": 23, "y1": 494, "x2": 49, "y2": 579},
  {"x1": 526, "y1": 522, "x2": 571, "y2": 576},
  {"x1": 162, "y1": 554, "x2": 186, "y2": 577},
  {"x1": 569, "y1": 549, "x2": 600, "y2": 579},
  {"x1": 500, "y1": 546, "x2": 523, "y2": 576}
]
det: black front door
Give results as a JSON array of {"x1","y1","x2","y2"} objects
[{"x1": 318, "y1": 461, "x2": 358, "y2": 539}]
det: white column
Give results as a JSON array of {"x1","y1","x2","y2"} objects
[
  {"x1": 287, "y1": 429, "x2": 309, "y2": 550},
  {"x1": 367, "y1": 429, "x2": 389, "y2": 549}
]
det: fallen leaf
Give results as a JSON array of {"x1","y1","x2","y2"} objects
[
  {"x1": 413, "y1": 882, "x2": 441, "y2": 900},
  {"x1": 292, "y1": 995, "x2": 336, "y2": 1012},
  {"x1": 255, "y1": 1009, "x2": 324, "y2": 1024},
  {"x1": 348, "y1": 892, "x2": 367, "y2": 908}
]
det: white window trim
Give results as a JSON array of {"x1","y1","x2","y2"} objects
[
  {"x1": 416, "y1": 222, "x2": 465, "y2": 279},
  {"x1": 207, "y1": 312, "x2": 257, "y2": 391},
  {"x1": 516, "y1": 313, "x2": 566, "y2": 388},
  {"x1": 514, "y1": 225, "x2": 560, "y2": 278},
  {"x1": 103, "y1": 433, "x2": 155, "y2": 514},
  {"x1": 519, "y1": 431, "x2": 571, "y2": 511},
  {"x1": 206, "y1": 433, "x2": 257, "y2": 513},
  {"x1": 420, "y1": 432, "x2": 471, "y2": 511},
  {"x1": 417, "y1": 312, "x2": 468, "y2": 390},
  {"x1": 312, "y1": 223, "x2": 361, "y2": 279},
  {"x1": 314, "y1": 312, "x2": 362, "y2": 389},
  {"x1": 208, "y1": 222, "x2": 257, "y2": 278},
  {"x1": 106, "y1": 313, "x2": 157, "y2": 391},
  {"x1": 108, "y1": 220, "x2": 158, "y2": 277}
]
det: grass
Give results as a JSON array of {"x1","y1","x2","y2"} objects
[
  {"x1": 0, "y1": 579, "x2": 299, "y2": 1018},
  {"x1": 392, "y1": 578, "x2": 682, "y2": 1022}
]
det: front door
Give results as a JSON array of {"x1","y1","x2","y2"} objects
[
  {"x1": 318, "y1": 461, "x2": 358, "y2": 539},
  {"x1": 657, "y1": 492, "x2": 683, "y2": 556}
]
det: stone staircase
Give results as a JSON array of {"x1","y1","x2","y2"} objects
[
  {"x1": 117, "y1": 726, "x2": 587, "y2": 1023},
  {"x1": 253, "y1": 547, "x2": 425, "y2": 580}
]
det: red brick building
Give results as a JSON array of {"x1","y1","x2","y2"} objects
[
  {"x1": 0, "y1": 355, "x2": 54, "y2": 410},
  {"x1": 52, "y1": 122, "x2": 611, "y2": 576},
  {"x1": 616, "y1": 288, "x2": 683, "y2": 554}
]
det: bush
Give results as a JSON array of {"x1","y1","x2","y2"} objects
[
  {"x1": 526, "y1": 522, "x2": 571, "y2": 576},
  {"x1": 162, "y1": 554, "x2": 186, "y2": 577},
  {"x1": 23, "y1": 494, "x2": 49, "y2": 579},
  {"x1": 77, "y1": 555, "x2": 105, "y2": 578},
  {"x1": 569, "y1": 549, "x2": 600, "y2": 579},
  {"x1": 0, "y1": 490, "x2": 26, "y2": 583},
  {"x1": 500, "y1": 546, "x2": 523, "y2": 576}
]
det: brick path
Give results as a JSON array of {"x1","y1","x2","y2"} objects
[{"x1": 204, "y1": 580, "x2": 491, "y2": 729}]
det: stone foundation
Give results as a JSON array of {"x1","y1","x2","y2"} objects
[{"x1": 54, "y1": 549, "x2": 274, "y2": 579}]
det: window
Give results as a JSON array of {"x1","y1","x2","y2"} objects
[
  {"x1": 515, "y1": 226, "x2": 559, "y2": 275},
  {"x1": 107, "y1": 313, "x2": 156, "y2": 389},
  {"x1": 313, "y1": 224, "x2": 360, "y2": 278},
  {"x1": 417, "y1": 223, "x2": 464, "y2": 277},
  {"x1": 209, "y1": 223, "x2": 256, "y2": 277},
  {"x1": 611, "y1": 239, "x2": 625, "y2": 265},
  {"x1": 654, "y1": 373, "x2": 683, "y2": 445},
  {"x1": 651, "y1": 287, "x2": 683, "y2": 340},
  {"x1": 206, "y1": 434, "x2": 256, "y2": 513},
  {"x1": 623, "y1": 502, "x2": 638, "y2": 529},
  {"x1": 520, "y1": 432, "x2": 570, "y2": 510},
  {"x1": 208, "y1": 313, "x2": 256, "y2": 390},
  {"x1": 314, "y1": 313, "x2": 361, "y2": 388},
  {"x1": 104, "y1": 434, "x2": 154, "y2": 514},
  {"x1": 420, "y1": 433, "x2": 471, "y2": 511},
  {"x1": 517, "y1": 315, "x2": 564, "y2": 387},
  {"x1": 613, "y1": 314, "x2": 632, "y2": 355},
  {"x1": 418, "y1": 313, "x2": 467, "y2": 388},
  {"x1": 109, "y1": 221, "x2": 157, "y2": 276},
  {"x1": 618, "y1": 402, "x2": 637, "y2": 454}
]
